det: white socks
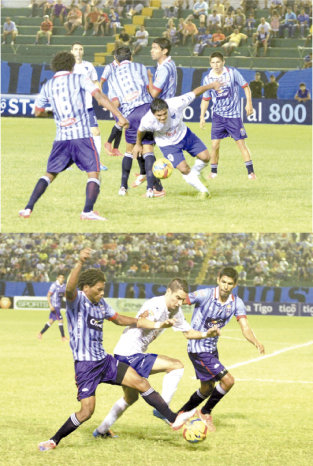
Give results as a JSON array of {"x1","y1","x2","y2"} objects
[
  {"x1": 191, "y1": 158, "x2": 208, "y2": 175},
  {"x1": 182, "y1": 171, "x2": 208, "y2": 193},
  {"x1": 161, "y1": 368, "x2": 184, "y2": 405},
  {"x1": 96, "y1": 397, "x2": 129, "y2": 434}
]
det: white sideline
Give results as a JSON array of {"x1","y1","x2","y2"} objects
[
  {"x1": 228, "y1": 340, "x2": 313, "y2": 370},
  {"x1": 236, "y1": 378, "x2": 313, "y2": 384}
]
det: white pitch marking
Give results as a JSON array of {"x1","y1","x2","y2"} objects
[
  {"x1": 236, "y1": 378, "x2": 313, "y2": 384},
  {"x1": 228, "y1": 340, "x2": 313, "y2": 370}
]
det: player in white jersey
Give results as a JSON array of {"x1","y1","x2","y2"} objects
[
  {"x1": 38, "y1": 249, "x2": 198, "y2": 452},
  {"x1": 71, "y1": 42, "x2": 107, "y2": 171},
  {"x1": 132, "y1": 37, "x2": 178, "y2": 189},
  {"x1": 175, "y1": 267, "x2": 265, "y2": 432},
  {"x1": 133, "y1": 81, "x2": 222, "y2": 198},
  {"x1": 200, "y1": 52, "x2": 256, "y2": 180},
  {"x1": 18, "y1": 52, "x2": 128, "y2": 222},
  {"x1": 93, "y1": 278, "x2": 220, "y2": 438},
  {"x1": 106, "y1": 46, "x2": 164, "y2": 198},
  {"x1": 37, "y1": 273, "x2": 67, "y2": 341}
]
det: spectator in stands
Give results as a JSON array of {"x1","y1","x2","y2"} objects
[
  {"x1": 97, "y1": 9, "x2": 110, "y2": 36},
  {"x1": 212, "y1": 0, "x2": 225, "y2": 17},
  {"x1": 164, "y1": 4, "x2": 179, "y2": 19},
  {"x1": 264, "y1": 75, "x2": 279, "y2": 98},
  {"x1": 207, "y1": 10, "x2": 222, "y2": 33},
  {"x1": 279, "y1": 7, "x2": 297, "y2": 37},
  {"x1": 181, "y1": 16, "x2": 198, "y2": 45},
  {"x1": 40, "y1": 0, "x2": 55, "y2": 17},
  {"x1": 127, "y1": 2, "x2": 145, "y2": 18},
  {"x1": 2, "y1": 17, "x2": 18, "y2": 45},
  {"x1": 193, "y1": 27, "x2": 212, "y2": 55},
  {"x1": 303, "y1": 52, "x2": 312, "y2": 68},
  {"x1": 222, "y1": 28, "x2": 247, "y2": 56},
  {"x1": 177, "y1": 18, "x2": 185, "y2": 44},
  {"x1": 192, "y1": 0, "x2": 209, "y2": 24},
  {"x1": 109, "y1": 8, "x2": 121, "y2": 35},
  {"x1": 294, "y1": 82, "x2": 311, "y2": 101},
  {"x1": 51, "y1": 0, "x2": 67, "y2": 25},
  {"x1": 35, "y1": 14, "x2": 53, "y2": 44},
  {"x1": 233, "y1": 7, "x2": 246, "y2": 32},
  {"x1": 268, "y1": 0, "x2": 284, "y2": 16},
  {"x1": 250, "y1": 72, "x2": 264, "y2": 98},
  {"x1": 270, "y1": 10, "x2": 281, "y2": 37},
  {"x1": 115, "y1": 28, "x2": 131, "y2": 47},
  {"x1": 253, "y1": 17, "x2": 271, "y2": 43},
  {"x1": 163, "y1": 19, "x2": 179, "y2": 45},
  {"x1": 133, "y1": 25, "x2": 149, "y2": 55},
  {"x1": 297, "y1": 8, "x2": 310, "y2": 37},
  {"x1": 29, "y1": 0, "x2": 40, "y2": 17},
  {"x1": 211, "y1": 27, "x2": 226, "y2": 47},
  {"x1": 82, "y1": 5, "x2": 101, "y2": 35},
  {"x1": 79, "y1": 0, "x2": 91, "y2": 26},
  {"x1": 245, "y1": 12, "x2": 256, "y2": 36},
  {"x1": 223, "y1": 12, "x2": 234, "y2": 35},
  {"x1": 240, "y1": 0, "x2": 257, "y2": 16},
  {"x1": 64, "y1": 5, "x2": 83, "y2": 35},
  {"x1": 253, "y1": 26, "x2": 269, "y2": 56}
]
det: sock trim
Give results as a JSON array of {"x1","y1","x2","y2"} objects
[
  {"x1": 87, "y1": 178, "x2": 100, "y2": 186},
  {"x1": 71, "y1": 413, "x2": 81, "y2": 427}
]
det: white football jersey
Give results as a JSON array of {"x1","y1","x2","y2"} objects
[
  {"x1": 113, "y1": 295, "x2": 191, "y2": 356},
  {"x1": 73, "y1": 60, "x2": 98, "y2": 109},
  {"x1": 138, "y1": 92, "x2": 196, "y2": 146}
]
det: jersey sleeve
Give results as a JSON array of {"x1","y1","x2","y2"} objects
[
  {"x1": 172, "y1": 309, "x2": 192, "y2": 332},
  {"x1": 35, "y1": 84, "x2": 50, "y2": 110},
  {"x1": 80, "y1": 74, "x2": 99, "y2": 96},
  {"x1": 186, "y1": 288, "x2": 211, "y2": 306},
  {"x1": 235, "y1": 296, "x2": 247, "y2": 319},
  {"x1": 90, "y1": 64, "x2": 98, "y2": 82},
  {"x1": 48, "y1": 283, "x2": 56, "y2": 294},
  {"x1": 202, "y1": 75, "x2": 212, "y2": 100},
  {"x1": 101, "y1": 64, "x2": 112, "y2": 81},
  {"x1": 233, "y1": 68, "x2": 248, "y2": 88},
  {"x1": 167, "y1": 92, "x2": 196, "y2": 112},
  {"x1": 103, "y1": 300, "x2": 118, "y2": 320},
  {"x1": 138, "y1": 112, "x2": 155, "y2": 132},
  {"x1": 153, "y1": 65, "x2": 169, "y2": 92}
]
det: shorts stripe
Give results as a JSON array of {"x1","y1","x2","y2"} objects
[{"x1": 89, "y1": 137, "x2": 100, "y2": 172}]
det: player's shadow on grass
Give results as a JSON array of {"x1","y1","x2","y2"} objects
[{"x1": 215, "y1": 412, "x2": 247, "y2": 428}]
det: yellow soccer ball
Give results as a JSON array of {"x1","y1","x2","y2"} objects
[
  {"x1": 182, "y1": 418, "x2": 208, "y2": 444},
  {"x1": 152, "y1": 157, "x2": 173, "y2": 179}
]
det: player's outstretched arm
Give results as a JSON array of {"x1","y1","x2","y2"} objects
[
  {"x1": 65, "y1": 248, "x2": 91, "y2": 301},
  {"x1": 193, "y1": 81, "x2": 223, "y2": 97},
  {"x1": 93, "y1": 90, "x2": 129, "y2": 129},
  {"x1": 183, "y1": 325, "x2": 221, "y2": 339},
  {"x1": 238, "y1": 317, "x2": 265, "y2": 354},
  {"x1": 137, "y1": 316, "x2": 176, "y2": 329}
]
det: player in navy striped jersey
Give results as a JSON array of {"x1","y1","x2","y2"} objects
[
  {"x1": 200, "y1": 52, "x2": 257, "y2": 180},
  {"x1": 37, "y1": 273, "x2": 67, "y2": 341},
  {"x1": 93, "y1": 278, "x2": 219, "y2": 438},
  {"x1": 105, "y1": 46, "x2": 164, "y2": 198},
  {"x1": 132, "y1": 37, "x2": 178, "y2": 189},
  {"x1": 38, "y1": 249, "x2": 197, "y2": 451},
  {"x1": 18, "y1": 52, "x2": 128, "y2": 221},
  {"x1": 175, "y1": 267, "x2": 264, "y2": 432}
]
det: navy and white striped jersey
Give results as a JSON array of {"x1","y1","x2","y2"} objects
[
  {"x1": 106, "y1": 60, "x2": 152, "y2": 117},
  {"x1": 186, "y1": 286, "x2": 247, "y2": 353},
  {"x1": 202, "y1": 66, "x2": 248, "y2": 118},
  {"x1": 48, "y1": 280, "x2": 66, "y2": 308},
  {"x1": 66, "y1": 290, "x2": 118, "y2": 361},
  {"x1": 100, "y1": 60, "x2": 118, "y2": 99},
  {"x1": 35, "y1": 71, "x2": 99, "y2": 140},
  {"x1": 153, "y1": 57, "x2": 177, "y2": 99}
]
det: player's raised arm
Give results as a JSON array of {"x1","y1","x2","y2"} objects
[
  {"x1": 238, "y1": 317, "x2": 265, "y2": 354},
  {"x1": 65, "y1": 248, "x2": 91, "y2": 301},
  {"x1": 183, "y1": 325, "x2": 221, "y2": 339},
  {"x1": 137, "y1": 315, "x2": 176, "y2": 329},
  {"x1": 192, "y1": 81, "x2": 223, "y2": 97}
]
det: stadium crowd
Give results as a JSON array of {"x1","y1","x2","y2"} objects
[{"x1": 0, "y1": 233, "x2": 312, "y2": 286}]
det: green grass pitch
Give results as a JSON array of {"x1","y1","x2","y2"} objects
[
  {"x1": 1, "y1": 118, "x2": 312, "y2": 232},
  {"x1": 1, "y1": 309, "x2": 313, "y2": 465}
]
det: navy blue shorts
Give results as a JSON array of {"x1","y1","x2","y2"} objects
[
  {"x1": 88, "y1": 108, "x2": 98, "y2": 128},
  {"x1": 114, "y1": 352, "x2": 158, "y2": 378},
  {"x1": 47, "y1": 138, "x2": 100, "y2": 173},
  {"x1": 160, "y1": 127, "x2": 207, "y2": 168},
  {"x1": 188, "y1": 352, "x2": 227, "y2": 382},
  {"x1": 211, "y1": 113, "x2": 247, "y2": 141},
  {"x1": 74, "y1": 355, "x2": 129, "y2": 401},
  {"x1": 125, "y1": 103, "x2": 154, "y2": 145},
  {"x1": 49, "y1": 307, "x2": 62, "y2": 321}
]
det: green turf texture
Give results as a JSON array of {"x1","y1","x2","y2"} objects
[
  {"x1": 2, "y1": 118, "x2": 312, "y2": 232},
  {"x1": 1, "y1": 309, "x2": 313, "y2": 465}
]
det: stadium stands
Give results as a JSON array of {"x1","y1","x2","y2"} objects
[{"x1": 1, "y1": 4, "x2": 311, "y2": 69}]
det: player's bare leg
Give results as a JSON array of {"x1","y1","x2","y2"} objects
[{"x1": 235, "y1": 139, "x2": 256, "y2": 179}]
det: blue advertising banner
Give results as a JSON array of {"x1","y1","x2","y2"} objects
[{"x1": 1, "y1": 93, "x2": 311, "y2": 125}]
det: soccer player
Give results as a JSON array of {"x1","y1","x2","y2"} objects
[
  {"x1": 18, "y1": 52, "x2": 128, "y2": 221},
  {"x1": 37, "y1": 273, "x2": 67, "y2": 341},
  {"x1": 174, "y1": 267, "x2": 265, "y2": 432},
  {"x1": 133, "y1": 81, "x2": 223, "y2": 198},
  {"x1": 133, "y1": 37, "x2": 178, "y2": 189},
  {"x1": 38, "y1": 248, "x2": 197, "y2": 451},
  {"x1": 71, "y1": 42, "x2": 107, "y2": 170},
  {"x1": 200, "y1": 52, "x2": 256, "y2": 180},
  {"x1": 105, "y1": 46, "x2": 164, "y2": 198},
  {"x1": 93, "y1": 278, "x2": 220, "y2": 438}
]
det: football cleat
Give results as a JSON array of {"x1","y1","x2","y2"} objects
[
  {"x1": 100, "y1": 164, "x2": 108, "y2": 171},
  {"x1": 118, "y1": 187, "x2": 128, "y2": 196},
  {"x1": 208, "y1": 172, "x2": 218, "y2": 179},
  {"x1": 143, "y1": 188, "x2": 154, "y2": 198},
  {"x1": 19, "y1": 208, "x2": 32, "y2": 218},
  {"x1": 153, "y1": 409, "x2": 171, "y2": 425},
  {"x1": 37, "y1": 333, "x2": 42, "y2": 340},
  {"x1": 93, "y1": 428, "x2": 118, "y2": 438},
  {"x1": 61, "y1": 336, "x2": 69, "y2": 342},
  {"x1": 248, "y1": 173, "x2": 256, "y2": 180},
  {"x1": 196, "y1": 409, "x2": 216, "y2": 432},
  {"x1": 131, "y1": 174, "x2": 147, "y2": 188},
  {"x1": 104, "y1": 142, "x2": 113, "y2": 156},
  {"x1": 153, "y1": 189, "x2": 166, "y2": 198},
  {"x1": 80, "y1": 211, "x2": 107, "y2": 221},
  {"x1": 171, "y1": 408, "x2": 197, "y2": 431},
  {"x1": 112, "y1": 148, "x2": 123, "y2": 157},
  {"x1": 38, "y1": 439, "x2": 56, "y2": 451},
  {"x1": 197, "y1": 191, "x2": 211, "y2": 200}
]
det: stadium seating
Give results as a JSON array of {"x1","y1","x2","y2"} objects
[{"x1": 1, "y1": 5, "x2": 310, "y2": 70}]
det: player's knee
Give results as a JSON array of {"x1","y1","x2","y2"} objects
[{"x1": 78, "y1": 406, "x2": 94, "y2": 422}]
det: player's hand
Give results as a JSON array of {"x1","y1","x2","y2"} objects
[
  {"x1": 147, "y1": 69, "x2": 153, "y2": 80},
  {"x1": 206, "y1": 325, "x2": 220, "y2": 337},
  {"x1": 245, "y1": 104, "x2": 254, "y2": 116},
  {"x1": 211, "y1": 81, "x2": 224, "y2": 92},
  {"x1": 118, "y1": 116, "x2": 129, "y2": 129},
  {"x1": 132, "y1": 143, "x2": 143, "y2": 159},
  {"x1": 200, "y1": 116, "x2": 206, "y2": 129},
  {"x1": 256, "y1": 342, "x2": 265, "y2": 355},
  {"x1": 79, "y1": 248, "x2": 91, "y2": 263},
  {"x1": 160, "y1": 318, "x2": 177, "y2": 328}
]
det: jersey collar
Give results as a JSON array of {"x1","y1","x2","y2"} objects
[
  {"x1": 53, "y1": 71, "x2": 72, "y2": 78},
  {"x1": 214, "y1": 286, "x2": 235, "y2": 304},
  {"x1": 158, "y1": 56, "x2": 172, "y2": 67}
]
